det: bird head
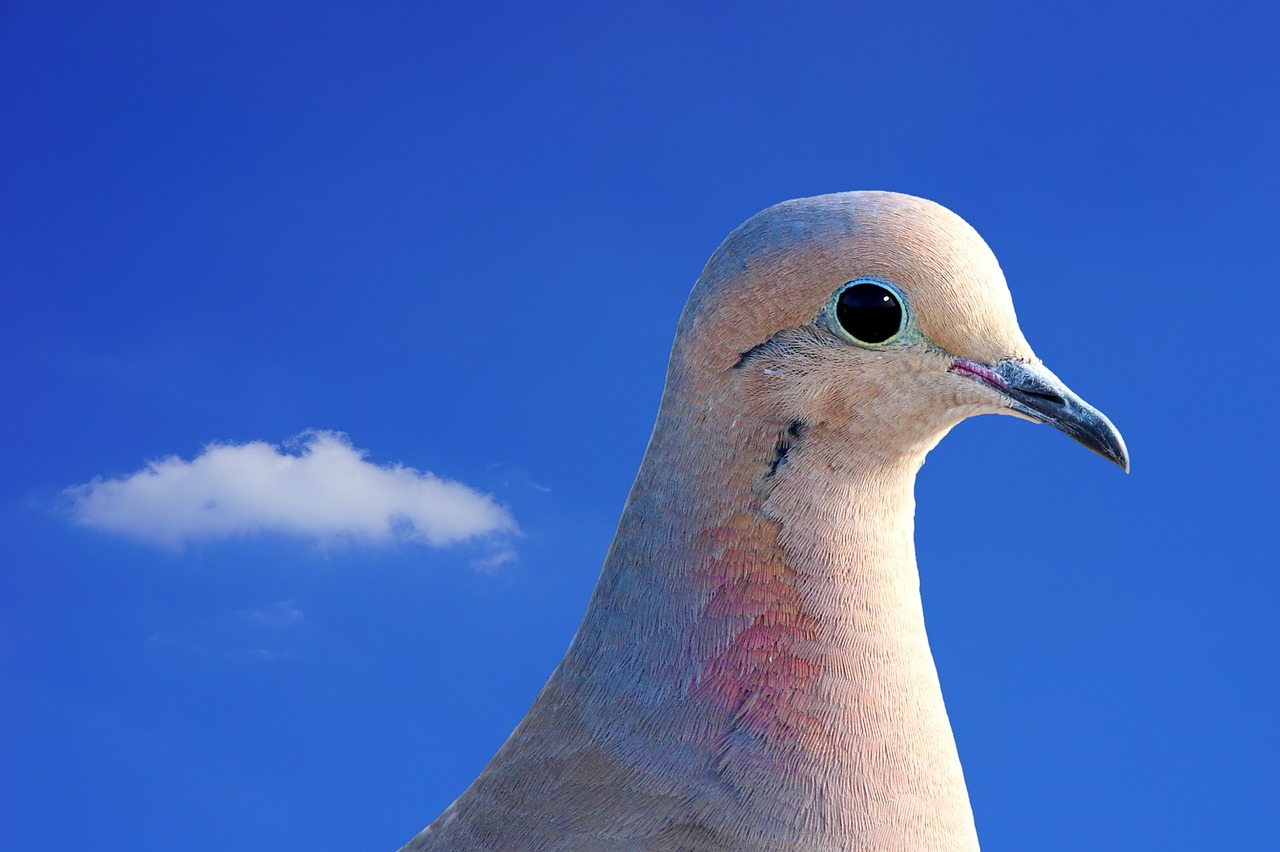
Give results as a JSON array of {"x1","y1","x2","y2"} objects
[{"x1": 671, "y1": 191, "x2": 1128, "y2": 472}]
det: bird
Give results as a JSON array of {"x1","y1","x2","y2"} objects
[{"x1": 400, "y1": 191, "x2": 1128, "y2": 851}]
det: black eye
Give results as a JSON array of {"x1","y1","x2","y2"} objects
[{"x1": 836, "y1": 281, "x2": 904, "y2": 344}]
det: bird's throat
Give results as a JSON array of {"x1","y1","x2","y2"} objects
[
  {"x1": 623, "y1": 420, "x2": 977, "y2": 847},
  {"x1": 550, "y1": 410, "x2": 978, "y2": 847}
]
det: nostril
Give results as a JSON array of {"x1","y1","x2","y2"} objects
[{"x1": 1023, "y1": 388, "x2": 1066, "y2": 406}]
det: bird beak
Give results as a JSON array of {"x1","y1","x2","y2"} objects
[{"x1": 950, "y1": 358, "x2": 1130, "y2": 472}]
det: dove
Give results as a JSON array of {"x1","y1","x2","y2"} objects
[{"x1": 401, "y1": 191, "x2": 1127, "y2": 851}]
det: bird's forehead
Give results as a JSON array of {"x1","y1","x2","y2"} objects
[{"x1": 685, "y1": 192, "x2": 1035, "y2": 367}]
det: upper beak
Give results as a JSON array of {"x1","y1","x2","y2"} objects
[{"x1": 951, "y1": 358, "x2": 1130, "y2": 472}]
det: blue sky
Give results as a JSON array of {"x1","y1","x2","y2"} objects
[{"x1": 2, "y1": 2, "x2": 1276, "y2": 849}]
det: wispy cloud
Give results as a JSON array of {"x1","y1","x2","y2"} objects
[
  {"x1": 470, "y1": 545, "x2": 518, "y2": 573},
  {"x1": 65, "y1": 430, "x2": 518, "y2": 551},
  {"x1": 238, "y1": 601, "x2": 305, "y2": 626}
]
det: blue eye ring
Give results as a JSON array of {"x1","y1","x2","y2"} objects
[{"x1": 831, "y1": 277, "x2": 909, "y2": 347}]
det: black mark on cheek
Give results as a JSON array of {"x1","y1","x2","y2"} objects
[
  {"x1": 765, "y1": 421, "x2": 807, "y2": 479},
  {"x1": 732, "y1": 341, "x2": 772, "y2": 370}
]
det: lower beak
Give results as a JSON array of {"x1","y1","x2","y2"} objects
[{"x1": 951, "y1": 358, "x2": 1130, "y2": 472}]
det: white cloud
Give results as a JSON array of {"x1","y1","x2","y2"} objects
[{"x1": 65, "y1": 430, "x2": 518, "y2": 551}]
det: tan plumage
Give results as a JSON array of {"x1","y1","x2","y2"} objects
[{"x1": 401, "y1": 191, "x2": 1127, "y2": 850}]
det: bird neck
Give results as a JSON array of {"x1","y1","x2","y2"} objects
[{"x1": 562, "y1": 392, "x2": 978, "y2": 846}]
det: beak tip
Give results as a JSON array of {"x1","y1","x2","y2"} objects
[
  {"x1": 1099, "y1": 418, "x2": 1129, "y2": 474},
  {"x1": 1081, "y1": 414, "x2": 1128, "y2": 473},
  {"x1": 1116, "y1": 444, "x2": 1131, "y2": 475},
  {"x1": 986, "y1": 359, "x2": 1130, "y2": 475}
]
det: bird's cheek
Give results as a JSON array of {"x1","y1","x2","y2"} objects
[{"x1": 935, "y1": 369, "x2": 1013, "y2": 419}]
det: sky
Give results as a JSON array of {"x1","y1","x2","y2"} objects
[{"x1": 1, "y1": 1, "x2": 1276, "y2": 849}]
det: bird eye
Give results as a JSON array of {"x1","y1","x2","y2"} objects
[{"x1": 835, "y1": 281, "x2": 905, "y2": 345}]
